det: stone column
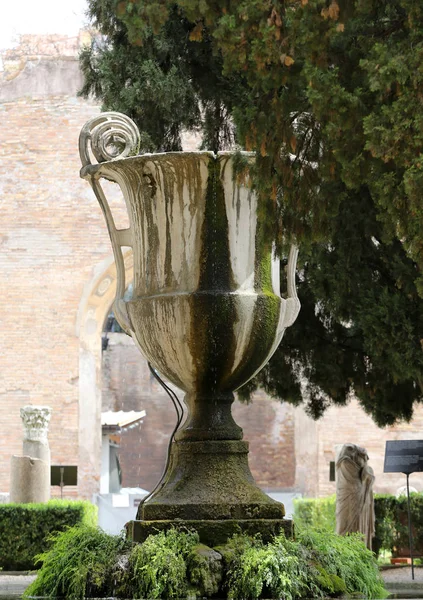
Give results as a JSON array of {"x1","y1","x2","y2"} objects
[
  {"x1": 20, "y1": 405, "x2": 52, "y2": 465},
  {"x1": 9, "y1": 406, "x2": 52, "y2": 503},
  {"x1": 10, "y1": 456, "x2": 50, "y2": 503}
]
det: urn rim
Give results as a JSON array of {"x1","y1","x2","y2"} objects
[{"x1": 80, "y1": 149, "x2": 255, "y2": 178}]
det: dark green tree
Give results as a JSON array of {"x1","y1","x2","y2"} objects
[
  {"x1": 80, "y1": 0, "x2": 423, "y2": 425},
  {"x1": 79, "y1": 0, "x2": 240, "y2": 151}
]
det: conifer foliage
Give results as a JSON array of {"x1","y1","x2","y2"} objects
[{"x1": 80, "y1": 0, "x2": 423, "y2": 426}]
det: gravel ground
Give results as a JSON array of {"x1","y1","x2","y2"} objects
[
  {"x1": 380, "y1": 566, "x2": 423, "y2": 599},
  {"x1": 381, "y1": 566, "x2": 423, "y2": 584}
]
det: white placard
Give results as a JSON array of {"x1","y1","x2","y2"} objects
[{"x1": 112, "y1": 493, "x2": 130, "y2": 508}]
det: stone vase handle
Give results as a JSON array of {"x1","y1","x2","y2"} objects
[
  {"x1": 79, "y1": 112, "x2": 140, "y2": 335},
  {"x1": 284, "y1": 245, "x2": 301, "y2": 327}
]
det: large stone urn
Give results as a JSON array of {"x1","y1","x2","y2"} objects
[{"x1": 80, "y1": 113, "x2": 300, "y2": 544}]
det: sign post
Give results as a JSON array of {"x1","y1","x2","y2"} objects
[
  {"x1": 51, "y1": 465, "x2": 78, "y2": 499},
  {"x1": 405, "y1": 472, "x2": 414, "y2": 580},
  {"x1": 383, "y1": 440, "x2": 423, "y2": 581}
]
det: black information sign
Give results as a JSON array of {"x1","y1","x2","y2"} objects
[
  {"x1": 383, "y1": 440, "x2": 423, "y2": 581},
  {"x1": 329, "y1": 461, "x2": 336, "y2": 482},
  {"x1": 384, "y1": 440, "x2": 423, "y2": 475},
  {"x1": 51, "y1": 465, "x2": 78, "y2": 487}
]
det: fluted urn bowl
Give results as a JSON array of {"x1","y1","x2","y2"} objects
[{"x1": 80, "y1": 113, "x2": 300, "y2": 536}]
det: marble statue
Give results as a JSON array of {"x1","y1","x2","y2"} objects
[{"x1": 335, "y1": 443, "x2": 375, "y2": 549}]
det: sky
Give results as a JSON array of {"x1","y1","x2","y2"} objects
[{"x1": 0, "y1": 0, "x2": 88, "y2": 50}]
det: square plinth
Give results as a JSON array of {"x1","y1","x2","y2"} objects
[{"x1": 126, "y1": 518, "x2": 293, "y2": 547}]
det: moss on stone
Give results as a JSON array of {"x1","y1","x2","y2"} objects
[
  {"x1": 128, "y1": 517, "x2": 293, "y2": 547},
  {"x1": 315, "y1": 564, "x2": 348, "y2": 595},
  {"x1": 187, "y1": 543, "x2": 223, "y2": 597}
]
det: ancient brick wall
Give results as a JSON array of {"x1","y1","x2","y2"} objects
[
  {"x1": 0, "y1": 34, "x2": 109, "y2": 493},
  {"x1": 311, "y1": 399, "x2": 423, "y2": 497},
  {"x1": 0, "y1": 88, "x2": 103, "y2": 490}
]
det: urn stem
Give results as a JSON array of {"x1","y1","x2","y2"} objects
[{"x1": 175, "y1": 392, "x2": 243, "y2": 441}]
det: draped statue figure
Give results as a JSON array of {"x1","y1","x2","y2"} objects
[{"x1": 335, "y1": 443, "x2": 375, "y2": 550}]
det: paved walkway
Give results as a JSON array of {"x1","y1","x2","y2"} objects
[{"x1": 0, "y1": 573, "x2": 36, "y2": 596}]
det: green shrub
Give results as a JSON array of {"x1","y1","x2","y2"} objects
[
  {"x1": 224, "y1": 530, "x2": 386, "y2": 600},
  {"x1": 373, "y1": 493, "x2": 423, "y2": 557},
  {"x1": 298, "y1": 530, "x2": 386, "y2": 599},
  {"x1": 0, "y1": 500, "x2": 97, "y2": 570},
  {"x1": 24, "y1": 525, "x2": 129, "y2": 599},
  {"x1": 25, "y1": 526, "x2": 201, "y2": 600},
  {"x1": 294, "y1": 493, "x2": 423, "y2": 557},
  {"x1": 24, "y1": 525, "x2": 387, "y2": 599},
  {"x1": 293, "y1": 495, "x2": 336, "y2": 532},
  {"x1": 224, "y1": 534, "x2": 312, "y2": 600},
  {"x1": 127, "y1": 528, "x2": 200, "y2": 599}
]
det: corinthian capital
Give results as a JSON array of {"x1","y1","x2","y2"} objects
[{"x1": 20, "y1": 405, "x2": 52, "y2": 443}]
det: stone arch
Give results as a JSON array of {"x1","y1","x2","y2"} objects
[{"x1": 77, "y1": 252, "x2": 133, "y2": 499}]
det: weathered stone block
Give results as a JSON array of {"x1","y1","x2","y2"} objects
[
  {"x1": 187, "y1": 543, "x2": 223, "y2": 597},
  {"x1": 9, "y1": 455, "x2": 49, "y2": 503},
  {"x1": 126, "y1": 517, "x2": 293, "y2": 547}
]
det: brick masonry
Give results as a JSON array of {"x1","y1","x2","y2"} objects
[
  {"x1": 1, "y1": 33, "x2": 423, "y2": 500},
  {"x1": 0, "y1": 34, "x2": 106, "y2": 494},
  {"x1": 313, "y1": 399, "x2": 423, "y2": 497}
]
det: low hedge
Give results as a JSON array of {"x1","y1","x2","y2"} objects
[
  {"x1": 374, "y1": 493, "x2": 423, "y2": 557},
  {"x1": 294, "y1": 493, "x2": 423, "y2": 557},
  {"x1": 293, "y1": 494, "x2": 337, "y2": 534},
  {"x1": 0, "y1": 499, "x2": 97, "y2": 570}
]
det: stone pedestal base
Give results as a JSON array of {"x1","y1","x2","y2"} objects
[
  {"x1": 138, "y1": 440, "x2": 285, "y2": 521},
  {"x1": 131, "y1": 438, "x2": 290, "y2": 547},
  {"x1": 127, "y1": 518, "x2": 293, "y2": 547}
]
